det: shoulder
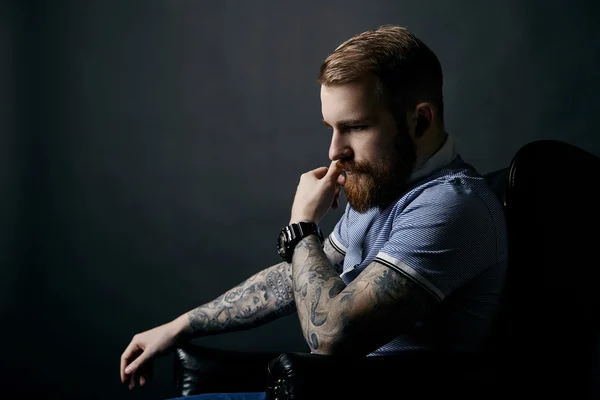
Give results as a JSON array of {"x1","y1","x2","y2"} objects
[
  {"x1": 388, "y1": 167, "x2": 504, "y2": 240},
  {"x1": 401, "y1": 172, "x2": 490, "y2": 216}
]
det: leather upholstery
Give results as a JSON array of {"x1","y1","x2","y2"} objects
[
  {"x1": 174, "y1": 342, "x2": 279, "y2": 396},
  {"x1": 173, "y1": 140, "x2": 600, "y2": 399},
  {"x1": 266, "y1": 351, "x2": 499, "y2": 399},
  {"x1": 492, "y1": 140, "x2": 600, "y2": 397}
]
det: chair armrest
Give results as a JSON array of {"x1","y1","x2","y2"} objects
[
  {"x1": 266, "y1": 351, "x2": 501, "y2": 400},
  {"x1": 174, "y1": 342, "x2": 281, "y2": 397}
]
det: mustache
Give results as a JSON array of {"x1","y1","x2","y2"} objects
[{"x1": 336, "y1": 159, "x2": 372, "y2": 174}]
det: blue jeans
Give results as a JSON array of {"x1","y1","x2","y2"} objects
[{"x1": 169, "y1": 393, "x2": 266, "y2": 400}]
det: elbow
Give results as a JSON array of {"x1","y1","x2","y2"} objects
[
  {"x1": 309, "y1": 330, "x2": 350, "y2": 356},
  {"x1": 308, "y1": 312, "x2": 359, "y2": 356},
  {"x1": 311, "y1": 337, "x2": 334, "y2": 355},
  {"x1": 305, "y1": 326, "x2": 339, "y2": 356},
  {"x1": 306, "y1": 309, "x2": 357, "y2": 355}
]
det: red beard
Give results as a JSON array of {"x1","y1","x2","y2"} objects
[{"x1": 337, "y1": 131, "x2": 416, "y2": 213}]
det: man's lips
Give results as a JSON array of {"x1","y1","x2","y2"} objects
[{"x1": 335, "y1": 161, "x2": 361, "y2": 175}]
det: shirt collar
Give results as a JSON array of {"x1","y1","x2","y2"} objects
[{"x1": 408, "y1": 134, "x2": 457, "y2": 183}]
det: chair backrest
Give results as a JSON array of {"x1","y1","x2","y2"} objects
[{"x1": 485, "y1": 140, "x2": 600, "y2": 397}]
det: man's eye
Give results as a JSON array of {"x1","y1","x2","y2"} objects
[{"x1": 349, "y1": 125, "x2": 368, "y2": 131}]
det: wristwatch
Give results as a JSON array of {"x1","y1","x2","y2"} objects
[{"x1": 277, "y1": 222, "x2": 324, "y2": 263}]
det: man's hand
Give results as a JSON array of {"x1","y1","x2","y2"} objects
[
  {"x1": 120, "y1": 317, "x2": 188, "y2": 390},
  {"x1": 290, "y1": 160, "x2": 346, "y2": 224}
]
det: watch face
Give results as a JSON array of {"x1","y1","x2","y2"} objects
[{"x1": 277, "y1": 231, "x2": 286, "y2": 258}]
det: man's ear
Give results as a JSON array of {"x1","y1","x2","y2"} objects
[
  {"x1": 415, "y1": 115, "x2": 429, "y2": 138},
  {"x1": 414, "y1": 103, "x2": 434, "y2": 138}
]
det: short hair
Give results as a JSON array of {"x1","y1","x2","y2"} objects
[{"x1": 319, "y1": 25, "x2": 444, "y2": 125}]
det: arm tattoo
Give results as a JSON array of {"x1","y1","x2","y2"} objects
[
  {"x1": 326, "y1": 262, "x2": 436, "y2": 354},
  {"x1": 187, "y1": 262, "x2": 296, "y2": 337},
  {"x1": 323, "y1": 237, "x2": 345, "y2": 274},
  {"x1": 292, "y1": 235, "x2": 346, "y2": 351},
  {"x1": 293, "y1": 236, "x2": 436, "y2": 355},
  {"x1": 266, "y1": 266, "x2": 294, "y2": 308}
]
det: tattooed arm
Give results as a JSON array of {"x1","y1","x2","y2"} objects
[
  {"x1": 182, "y1": 238, "x2": 345, "y2": 337},
  {"x1": 323, "y1": 235, "x2": 345, "y2": 274},
  {"x1": 182, "y1": 262, "x2": 295, "y2": 337},
  {"x1": 120, "y1": 245, "x2": 345, "y2": 388},
  {"x1": 291, "y1": 235, "x2": 438, "y2": 356},
  {"x1": 123, "y1": 262, "x2": 295, "y2": 387}
]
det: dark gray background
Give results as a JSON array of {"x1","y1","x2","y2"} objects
[{"x1": 2, "y1": 0, "x2": 599, "y2": 398}]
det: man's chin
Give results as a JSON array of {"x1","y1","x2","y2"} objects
[
  {"x1": 345, "y1": 185, "x2": 406, "y2": 213},
  {"x1": 345, "y1": 194, "x2": 372, "y2": 213},
  {"x1": 343, "y1": 175, "x2": 373, "y2": 213}
]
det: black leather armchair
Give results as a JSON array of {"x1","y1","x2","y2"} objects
[{"x1": 173, "y1": 140, "x2": 600, "y2": 399}]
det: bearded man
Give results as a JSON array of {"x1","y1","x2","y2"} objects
[{"x1": 120, "y1": 25, "x2": 508, "y2": 397}]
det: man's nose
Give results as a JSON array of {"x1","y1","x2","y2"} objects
[{"x1": 329, "y1": 132, "x2": 352, "y2": 161}]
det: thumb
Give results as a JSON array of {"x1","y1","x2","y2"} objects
[
  {"x1": 332, "y1": 186, "x2": 341, "y2": 209},
  {"x1": 325, "y1": 160, "x2": 343, "y2": 181},
  {"x1": 125, "y1": 350, "x2": 151, "y2": 375},
  {"x1": 311, "y1": 166, "x2": 329, "y2": 179}
]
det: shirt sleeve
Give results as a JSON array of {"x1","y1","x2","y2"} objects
[
  {"x1": 329, "y1": 203, "x2": 350, "y2": 256},
  {"x1": 374, "y1": 181, "x2": 498, "y2": 303}
]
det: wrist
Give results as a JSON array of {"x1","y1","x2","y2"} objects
[
  {"x1": 171, "y1": 314, "x2": 193, "y2": 340},
  {"x1": 278, "y1": 221, "x2": 324, "y2": 263},
  {"x1": 289, "y1": 217, "x2": 317, "y2": 225}
]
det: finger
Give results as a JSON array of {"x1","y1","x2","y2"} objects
[
  {"x1": 120, "y1": 356, "x2": 126, "y2": 383},
  {"x1": 121, "y1": 341, "x2": 141, "y2": 383},
  {"x1": 333, "y1": 185, "x2": 341, "y2": 198},
  {"x1": 310, "y1": 166, "x2": 329, "y2": 179},
  {"x1": 336, "y1": 173, "x2": 346, "y2": 186},
  {"x1": 138, "y1": 361, "x2": 152, "y2": 386},
  {"x1": 325, "y1": 160, "x2": 343, "y2": 181},
  {"x1": 124, "y1": 348, "x2": 150, "y2": 377},
  {"x1": 129, "y1": 374, "x2": 135, "y2": 390}
]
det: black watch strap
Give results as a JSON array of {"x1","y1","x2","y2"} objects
[
  {"x1": 278, "y1": 222, "x2": 324, "y2": 262},
  {"x1": 292, "y1": 222, "x2": 323, "y2": 242}
]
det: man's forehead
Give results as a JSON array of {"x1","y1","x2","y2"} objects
[
  {"x1": 320, "y1": 77, "x2": 379, "y2": 100},
  {"x1": 320, "y1": 80, "x2": 380, "y2": 121}
]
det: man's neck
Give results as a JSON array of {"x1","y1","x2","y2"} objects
[
  {"x1": 408, "y1": 131, "x2": 455, "y2": 185},
  {"x1": 415, "y1": 130, "x2": 448, "y2": 169}
]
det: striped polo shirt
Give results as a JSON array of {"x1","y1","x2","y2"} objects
[{"x1": 327, "y1": 135, "x2": 508, "y2": 354}]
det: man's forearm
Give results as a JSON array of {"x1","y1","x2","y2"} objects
[
  {"x1": 292, "y1": 235, "x2": 346, "y2": 352},
  {"x1": 178, "y1": 262, "x2": 296, "y2": 339}
]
